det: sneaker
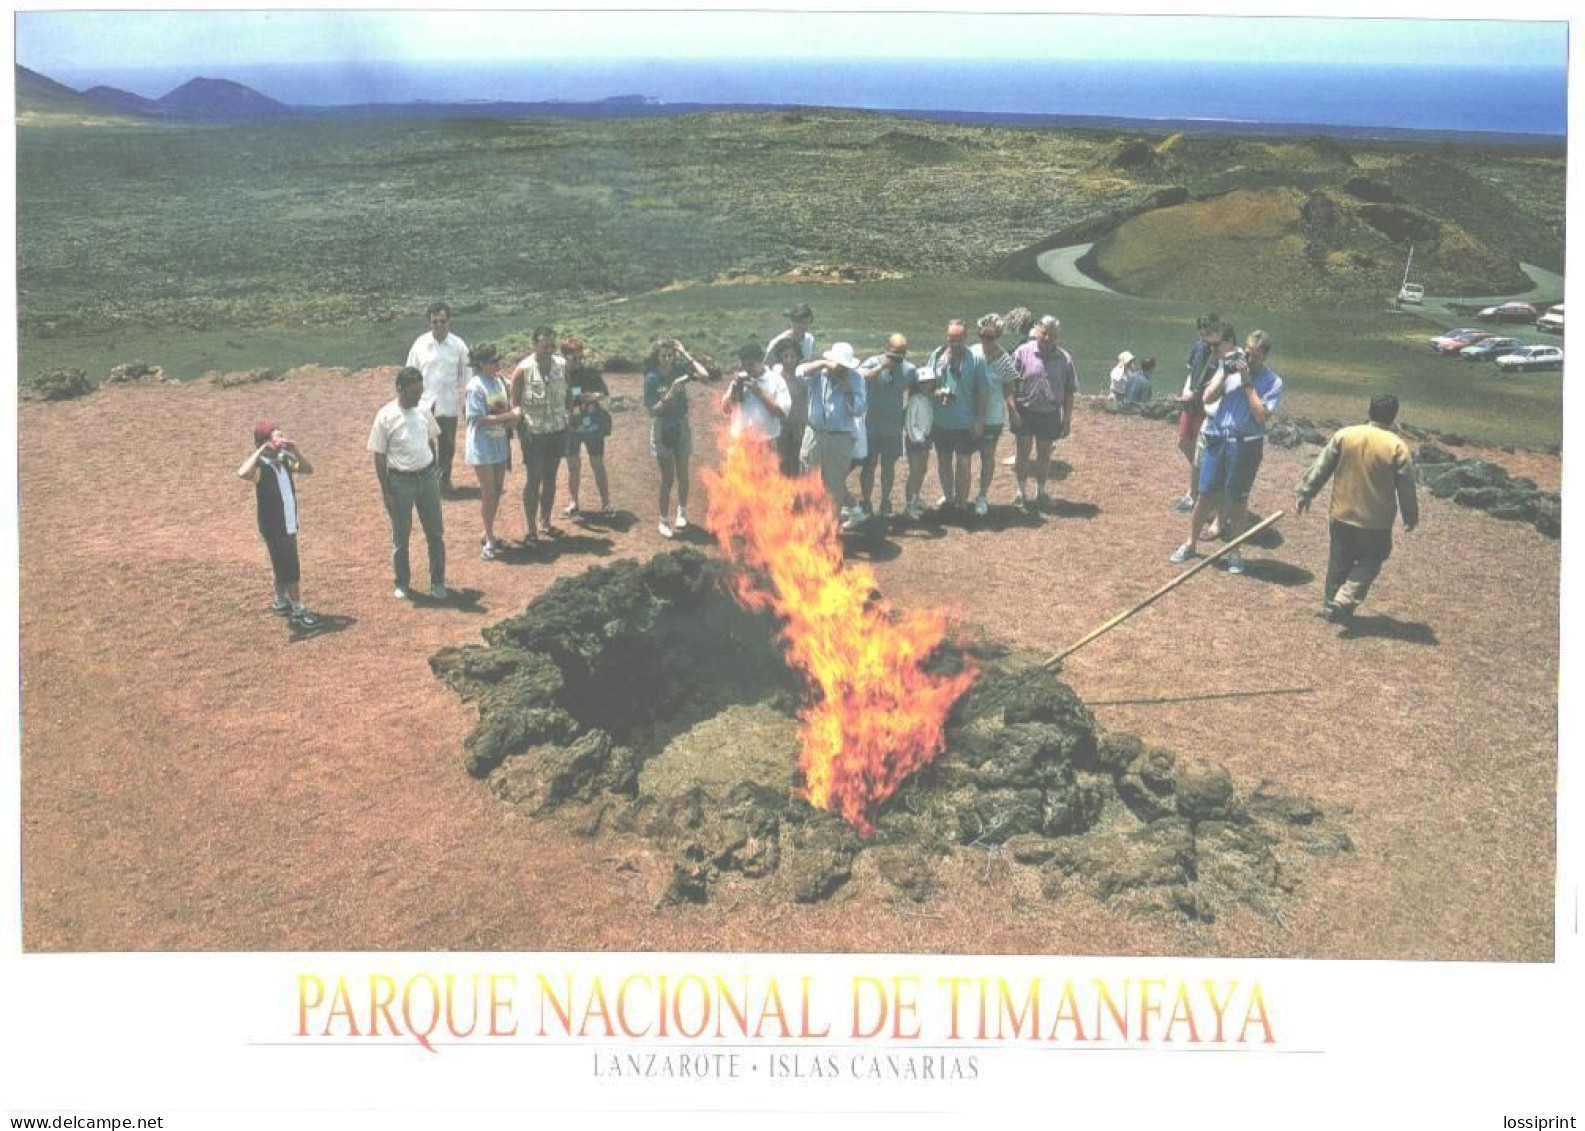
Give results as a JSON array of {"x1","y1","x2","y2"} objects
[
  {"x1": 269, "y1": 597, "x2": 292, "y2": 616},
  {"x1": 1173, "y1": 493, "x2": 1196, "y2": 513},
  {"x1": 974, "y1": 497, "x2": 989, "y2": 517},
  {"x1": 480, "y1": 542, "x2": 497, "y2": 561},
  {"x1": 1035, "y1": 489, "x2": 1052, "y2": 509},
  {"x1": 877, "y1": 500, "x2": 893, "y2": 518},
  {"x1": 1013, "y1": 487, "x2": 1027, "y2": 508},
  {"x1": 599, "y1": 503, "x2": 615, "y2": 517},
  {"x1": 290, "y1": 608, "x2": 320, "y2": 629},
  {"x1": 1225, "y1": 552, "x2": 1246, "y2": 575},
  {"x1": 933, "y1": 494, "x2": 949, "y2": 511},
  {"x1": 1168, "y1": 543, "x2": 1196, "y2": 564},
  {"x1": 905, "y1": 500, "x2": 924, "y2": 521},
  {"x1": 393, "y1": 586, "x2": 410, "y2": 600},
  {"x1": 1324, "y1": 603, "x2": 1355, "y2": 625},
  {"x1": 562, "y1": 503, "x2": 580, "y2": 517},
  {"x1": 675, "y1": 507, "x2": 689, "y2": 530},
  {"x1": 431, "y1": 583, "x2": 449, "y2": 600},
  {"x1": 658, "y1": 520, "x2": 674, "y2": 539},
  {"x1": 840, "y1": 513, "x2": 864, "y2": 533},
  {"x1": 542, "y1": 524, "x2": 564, "y2": 539}
]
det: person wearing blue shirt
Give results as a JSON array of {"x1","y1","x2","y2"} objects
[
  {"x1": 796, "y1": 342, "x2": 869, "y2": 516},
  {"x1": 923, "y1": 320, "x2": 989, "y2": 514},
  {"x1": 1170, "y1": 330, "x2": 1284, "y2": 574}
]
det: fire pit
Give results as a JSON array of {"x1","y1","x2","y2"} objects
[{"x1": 431, "y1": 549, "x2": 1350, "y2": 920}]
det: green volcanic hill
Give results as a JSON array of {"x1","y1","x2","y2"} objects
[{"x1": 15, "y1": 65, "x2": 147, "y2": 126}]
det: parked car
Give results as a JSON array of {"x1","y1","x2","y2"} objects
[
  {"x1": 1430, "y1": 328, "x2": 1494, "y2": 355},
  {"x1": 1477, "y1": 302, "x2": 1538, "y2": 324},
  {"x1": 1459, "y1": 336, "x2": 1523, "y2": 362},
  {"x1": 1537, "y1": 304, "x2": 1565, "y2": 334},
  {"x1": 1495, "y1": 345, "x2": 1564, "y2": 373},
  {"x1": 1397, "y1": 283, "x2": 1425, "y2": 305}
]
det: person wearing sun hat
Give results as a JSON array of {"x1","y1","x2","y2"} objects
[
  {"x1": 766, "y1": 303, "x2": 818, "y2": 477},
  {"x1": 237, "y1": 419, "x2": 318, "y2": 627},
  {"x1": 796, "y1": 341, "x2": 869, "y2": 515}
]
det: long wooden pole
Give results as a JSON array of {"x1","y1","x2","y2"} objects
[{"x1": 1040, "y1": 509, "x2": 1286, "y2": 670}]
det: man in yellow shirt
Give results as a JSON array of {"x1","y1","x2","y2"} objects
[{"x1": 1295, "y1": 394, "x2": 1420, "y2": 624}]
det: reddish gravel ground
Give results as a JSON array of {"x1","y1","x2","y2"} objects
[{"x1": 18, "y1": 368, "x2": 1559, "y2": 959}]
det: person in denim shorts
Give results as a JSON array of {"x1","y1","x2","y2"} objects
[{"x1": 1169, "y1": 330, "x2": 1284, "y2": 574}]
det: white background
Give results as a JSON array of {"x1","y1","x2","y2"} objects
[{"x1": 2, "y1": 2, "x2": 1580, "y2": 1127}]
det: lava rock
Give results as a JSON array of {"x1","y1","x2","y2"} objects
[
  {"x1": 105, "y1": 360, "x2": 163, "y2": 383},
  {"x1": 1176, "y1": 759, "x2": 1236, "y2": 821},
  {"x1": 1117, "y1": 750, "x2": 1178, "y2": 821},
  {"x1": 1087, "y1": 732, "x2": 1145, "y2": 775},
  {"x1": 782, "y1": 813, "x2": 861, "y2": 903},
  {"x1": 870, "y1": 845, "x2": 937, "y2": 902},
  {"x1": 486, "y1": 730, "x2": 634, "y2": 812},
  {"x1": 26, "y1": 367, "x2": 94, "y2": 401}
]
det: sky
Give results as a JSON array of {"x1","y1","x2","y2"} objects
[{"x1": 13, "y1": 7, "x2": 1570, "y2": 75}]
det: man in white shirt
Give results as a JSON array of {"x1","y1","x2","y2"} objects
[
  {"x1": 405, "y1": 301, "x2": 470, "y2": 496},
  {"x1": 368, "y1": 367, "x2": 447, "y2": 601},
  {"x1": 723, "y1": 342, "x2": 791, "y2": 447}
]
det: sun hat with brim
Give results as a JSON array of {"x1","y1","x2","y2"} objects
[
  {"x1": 823, "y1": 342, "x2": 860, "y2": 368},
  {"x1": 1117, "y1": 350, "x2": 1135, "y2": 367}
]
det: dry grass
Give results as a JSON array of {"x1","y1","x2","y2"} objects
[{"x1": 18, "y1": 374, "x2": 1557, "y2": 958}]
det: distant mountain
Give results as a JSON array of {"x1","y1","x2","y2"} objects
[
  {"x1": 153, "y1": 77, "x2": 293, "y2": 120},
  {"x1": 81, "y1": 85, "x2": 162, "y2": 116},
  {"x1": 16, "y1": 64, "x2": 148, "y2": 124}
]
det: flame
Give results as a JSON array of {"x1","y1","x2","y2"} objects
[{"x1": 704, "y1": 432, "x2": 976, "y2": 835}]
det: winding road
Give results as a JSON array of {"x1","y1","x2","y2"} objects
[{"x1": 1035, "y1": 244, "x2": 1563, "y2": 321}]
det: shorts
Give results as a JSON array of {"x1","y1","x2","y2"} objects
[
  {"x1": 260, "y1": 527, "x2": 301, "y2": 588},
  {"x1": 933, "y1": 428, "x2": 975, "y2": 457},
  {"x1": 651, "y1": 417, "x2": 693, "y2": 460},
  {"x1": 567, "y1": 431, "x2": 606, "y2": 459},
  {"x1": 863, "y1": 428, "x2": 904, "y2": 462},
  {"x1": 1011, "y1": 410, "x2": 1062, "y2": 441},
  {"x1": 1177, "y1": 402, "x2": 1206, "y2": 445},
  {"x1": 522, "y1": 429, "x2": 566, "y2": 478},
  {"x1": 1197, "y1": 435, "x2": 1264, "y2": 501},
  {"x1": 905, "y1": 437, "x2": 933, "y2": 457},
  {"x1": 978, "y1": 425, "x2": 1004, "y2": 451}
]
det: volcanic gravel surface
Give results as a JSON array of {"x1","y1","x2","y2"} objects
[{"x1": 18, "y1": 369, "x2": 1559, "y2": 958}]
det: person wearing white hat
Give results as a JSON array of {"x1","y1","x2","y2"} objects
[
  {"x1": 796, "y1": 343, "x2": 869, "y2": 516},
  {"x1": 1110, "y1": 350, "x2": 1139, "y2": 400}
]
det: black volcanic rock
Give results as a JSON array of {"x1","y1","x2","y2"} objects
[{"x1": 155, "y1": 77, "x2": 293, "y2": 120}]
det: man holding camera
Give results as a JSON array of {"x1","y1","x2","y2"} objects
[
  {"x1": 766, "y1": 303, "x2": 818, "y2": 477},
  {"x1": 723, "y1": 342, "x2": 792, "y2": 448},
  {"x1": 796, "y1": 343, "x2": 869, "y2": 517},
  {"x1": 856, "y1": 334, "x2": 915, "y2": 522}
]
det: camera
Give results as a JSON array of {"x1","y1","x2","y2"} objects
[{"x1": 731, "y1": 374, "x2": 752, "y2": 402}]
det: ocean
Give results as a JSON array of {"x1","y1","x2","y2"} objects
[{"x1": 43, "y1": 60, "x2": 1567, "y2": 136}]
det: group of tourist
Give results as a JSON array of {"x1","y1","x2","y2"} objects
[
  {"x1": 244, "y1": 299, "x2": 1420, "y2": 629},
  {"x1": 721, "y1": 304, "x2": 1081, "y2": 528}
]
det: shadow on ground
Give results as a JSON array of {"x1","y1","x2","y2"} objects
[
  {"x1": 286, "y1": 613, "x2": 357, "y2": 642},
  {"x1": 1339, "y1": 614, "x2": 1439, "y2": 645}
]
